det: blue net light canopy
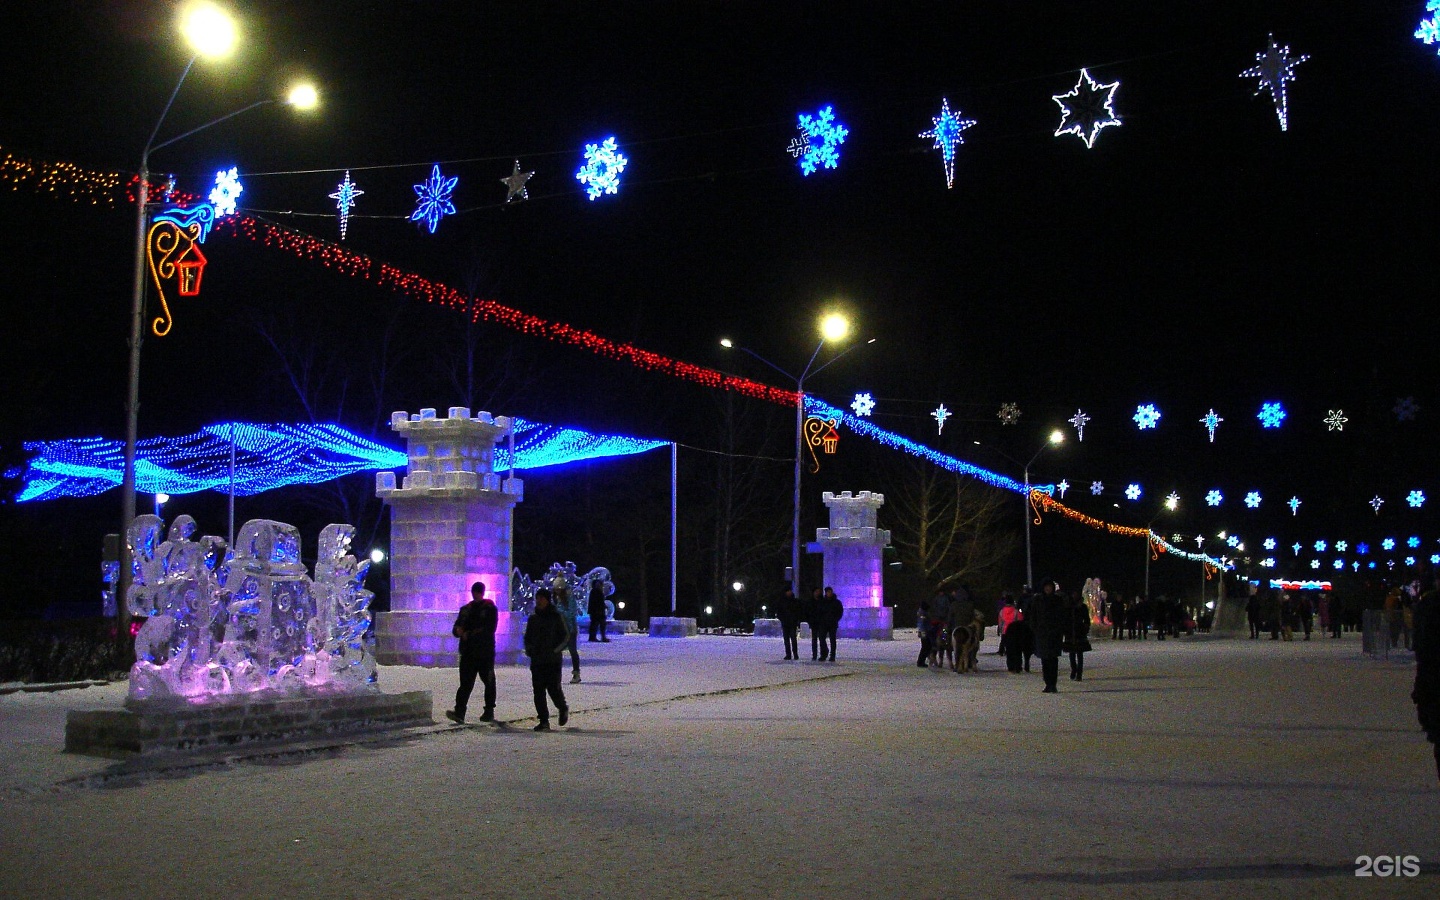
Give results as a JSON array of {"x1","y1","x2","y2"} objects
[{"x1": 17, "y1": 419, "x2": 669, "y2": 503}]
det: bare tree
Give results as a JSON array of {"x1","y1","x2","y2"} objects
[{"x1": 884, "y1": 454, "x2": 1016, "y2": 594}]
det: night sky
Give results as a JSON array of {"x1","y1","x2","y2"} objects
[{"x1": 2, "y1": 1, "x2": 1437, "y2": 609}]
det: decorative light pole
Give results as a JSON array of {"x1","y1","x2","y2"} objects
[
  {"x1": 1022, "y1": 430, "x2": 1066, "y2": 590},
  {"x1": 1141, "y1": 493, "x2": 1180, "y2": 599}
]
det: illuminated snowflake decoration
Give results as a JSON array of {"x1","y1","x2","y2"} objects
[
  {"x1": 1407, "y1": 556, "x2": 1417, "y2": 567},
  {"x1": 1432, "y1": 554, "x2": 1440, "y2": 566},
  {"x1": 1198, "y1": 409, "x2": 1222, "y2": 442},
  {"x1": 575, "y1": 137, "x2": 628, "y2": 200},
  {"x1": 1257, "y1": 402, "x2": 1287, "y2": 429},
  {"x1": 1394, "y1": 396, "x2": 1420, "y2": 421},
  {"x1": 1240, "y1": 34, "x2": 1309, "y2": 132},
  {"x1": 1314, "y1": 540, "x2": 1327, "y2": 552},
  {"x1": 208, "y1": 166, "x2": 243, "y2": 217},
  {"x1": 1334, "y1": 559, "x2": 1345, "y2": 571},
  {"x1": 328, "y1": 170, "x2": 364, "y2": 239},
  {"x1": 1205, "y1": 489, "x2": 1223, "y2": 507},
  {"x1": 787, "y1": 135, "x2": 811, "y2": 158},
  {"x1": 1287, "y1": 496, "x2": 1301, "y2": 516},
  {"x1": 1125, "y1": 483, "x2": 1142, "y2": 501},
  {"x1": 997, "y1": 403, "x2": 1022, "y2": 425},
  {"x1": 1263, "y1": 538, "x2": 1276, "y2": 551},
  {"x1": 411, "y1": 164, "x2": 458, "y2": 233},
  {"x1": 1324, "y1": 410, "x2": 1347, "y2": 432},
  {"x1": 1057, "y1": 479, "x2": 1070, "y2": 498},
  {"x1": 919, "y1": 98, "x2": 976, "y2": 189},
  {"x1": 1090, "y1": 481, "x2": 1104, "y2": 496},
  {"x1": 1357, "y1": 542, "x2": 1369, "y2": 555},
  {"x1": 795, "y1": 106, "x2": 849, "y2": 176},
  {"x1": 1172, "y1": 533, "x2": 1185, "y2": 544},
  {"x1": 1133, "y1": 404, "x2": 1161, "y2": 430},
  {"x1": 850, "y1": 393, "x2": 876, "y2": 417},
  {"x1": 1336, "y1": 541, "x2": 1348, "y2": 552},
  {"x1": 1418, "y1": 2, "x2": 1440, "y2": 55},
  {"x1": 1382, "y1": 538, "x2": 1396, "y2": 551},
  {"x1": 1408, "y1": 490, "x2": 1426, "y2": 508},
  {"x1": 1052, "y1": 68, "x2": 1121, "y2": 148},
  {"x1": 1245, "y1": 491, "x2": 1262, "y2": 509},
  {"x1": 1260, "y1": 558, "x2": 1276, "y2": 568},
  {"x1": 1409, "y1": 536, "x2": 1421, "y2": 549},
  {"x1": 1067, "y1": 409, "x2": 1091, "y2": 441},
  {"x1": 931, "y1": 404, "x2": 951, "y2": 434},
  {"x1": 1309, "y1": 559, "x2": 1321, "y2": 570},
  {"x1": 1227, "y1": 535, "x2": 1240, "y2": 548},
  {"x1": 1292, "y1": 542, "x2": 1302, "y2": 556},
  {"x1": 1165, "y1": 491, "x2": 1180, "y2": 509},
  {"x1": 1370, "y1": 496, "x2": 1385, "y2": 514}
]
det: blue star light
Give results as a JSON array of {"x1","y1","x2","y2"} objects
[
  {"x1": 1206, "y1": 490, "x2": 1223, "y2": 506},
  {"x1": 931, "y1": 404, "x2": 951, "y2": 434},
  {"x1": 1258, "y1": 402, "x2": 1287, "y2": 429},
  {"x1": 1419, "y1": 2, "x2": 1440, "y2": 55},
  {"x1": 1090, "y1": 481, "x2": 1104, "y2": 496},
  {"x1": 1133, "y1": 404, "x2": 1161, "y2": 430},
  {"x1": 411, "y1": 164, "x2": 458, "y2": 233},
  {"x1": 1408, "y1": 490, "x2": 1426, "y2": 508},
  {"x1": 1199, "y1": 409, "x2": 1223, "y2": 442},
  {"x1": 1125, "y1": 483, "x2": 1142, "y2": 501},
  {"x1": 208, "y1": 166, "x2": 242, "y2": 217},
  {"x1": 851, "y1": 392, "x2": 876, "y2": 417},
  {"x1": 1245, "y1": 491, "x2": 1262, "y2": 509},
  {"x1": 1057, "y1": 479, "x2": 1070, "y2": 498},
  {"x1": 918, "y1": 98, "x2": 975, "y2": 189},
  {"x1": 1287, "y1": 495, "x2": 1301, "y2": 516},
  {"x1": 328, "y1": 170, "x2": 364, "y2": 240},
  {"x1": 575, "y1": 137, "x2": 628, "y2": 201},
  {"x1": 795, "y1": 106, "x2": 849, "y2": 176},
  {"x1": 1240, "y1": 34, "x2": 1309, "y2": 132},
  {"x1": 1052, "y1": 68, "x2": 1121, "y2": 148},
  {"x1": 1292, "y1": 542, "x2": 1302, "y2": 556}
]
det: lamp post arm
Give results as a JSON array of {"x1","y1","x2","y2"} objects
[
  {"x1": 150, "y1": 98, "x2": 277, "y2": 156},
  {"x1": 805, "y1": 337, "x2": 871, "y2": 382},
  {"x1": 735, "y1": 345, "x2": 798, "y2": 385},
  {"x1": 143, "y1": 57, "x2": 197, "y2": 158}
]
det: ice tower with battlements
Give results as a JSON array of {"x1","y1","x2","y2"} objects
[
  {"x1": 817, "y1": 490, "x2": 893, "y2": 640},
  {"x1": 375, "y1": 408, "x2": 524, "y2": 665}
]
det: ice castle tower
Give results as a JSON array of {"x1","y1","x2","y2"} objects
[{"x1": 817, "y1": 490, "x2": 893, "y2": 640}]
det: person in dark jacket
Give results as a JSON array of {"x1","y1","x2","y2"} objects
[
  {"x1": 1030, "y1": 580, "x2": 1068, "y2": 693},
  {"x1": 446, "y1": 580, "x2": 499, "y2": 724},
  {"x1": 806, "y1": 588, "x2": 824, "y2": 660},
  {"x1": 820, "y1": 586, "x2": 844, "y2": 661},
  {"x1": 1109, "y1": 594, "x2": 1126, "y2": 640},
  {"x1": 587, "y1": 578, "x2": 610, "y2": 642},
  {"x1": 1246, "y1": 588, "x2": 1261, "y2": 639},
  {"x1": 776, "y1": 587, "x2": 802, "y2": 661},
  {"x1": 524, "y1": 588, "x2": 571, "y2": 731},
  {"x1": 1413, "y1": 573, "x2": 1440, "y2": 783},
  {"x1": 1064, "y1": 591, "x2": 1092, "y2": 681}
]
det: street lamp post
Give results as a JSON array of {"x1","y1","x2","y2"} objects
[
  {"x1": 721, "y1": 314, "x2": 866, "y2": 595},
  {"x1": 117, "y1": 3, "x2": 317, "y2": 643},
  {"x1": 1021, "y1": 431, "x2": 1065, "y2": 590},
  {"x1": 1141, "y1": 495, "x2": 1179, "y2": 600}
]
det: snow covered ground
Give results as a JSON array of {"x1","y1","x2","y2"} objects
[{"x1": 2, "y1": 630, "x2": 1436, "y2": 898}]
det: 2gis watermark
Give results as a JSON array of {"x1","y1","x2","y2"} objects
[{"x1": 1354, "y1": 855, "x2": 1420, "y2": 877}]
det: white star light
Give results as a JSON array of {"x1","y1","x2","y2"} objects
[
  {"x1": 1370, "y1": 496, "x2": 1385, "y2": 514},
  {"x1": 328, "y1": 170, "x2": 364, "y2": 239},
  {"x1": 851, "y1": 392, "x2": 876, "y2": 417},
  {"x1": 1133, "y1": 404, "x2": 1161, "y2": 430},
  {"x1": 931, "y1": 404, "x2": 951, "y2": 434},
  {"x1": 1240, "y1": 34, "x2": 1309, "y2": 132},
  {"x1": 1052, "y1": 68, "x2": 1121, "y2": 148},
  {"x1": 1090, "y1": 481, "x2": 1104, "y2": 496},
  {"x1": 501, "y1": 160, "x2": 534, "y2": 204},
  {"x1": 1199, "y1": 409, "x2": 1223, "y2": 442},
  {"x1": 1205, "y1": 490, "x2": 1223, "y2": 507},
  {"x1": 1068, "y1": 409, "x2": 1091, "y2": 441},
  {"x1": 1165, "y1": 491, "x2": 1180, "y2": 510},
  {"x1": 1324, "y1": 410, "x2": 1348, "y2": 431},
  {"x1": 918, "y1": 98, "x2": 976, "y2": 190},
  {"x1": 209, "y1": 166, "x2": 242, "y2": 217},
  {"x1": 1244, "y1": 491, "x2": 1262, "y2": 509},
  {"x1": 1195, "y1": 535, "x2": 1205, "y2": 549},
  {"x1": 1125, "y1": 483, "x2": 1142, "y2": 501},
  {"x1": 1057, "y1": 479, "x2": 1070, "y2": 498}
]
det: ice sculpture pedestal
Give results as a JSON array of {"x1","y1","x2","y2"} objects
[
  {"x1": 65, "y1": 689, "x2": 433, "y2": 759},
  {"x1": 648, "y1": 616, "x2": 697, "y2": 637},
  {"x1": 376, "y1": 408, "x2": 525, "y2": 667},
  {"x1": 817, "y1": 491, "x2": 894, "y2": 640},
  {"x1": 752, "y1": 617, "x2": 782, "y2": 637}
]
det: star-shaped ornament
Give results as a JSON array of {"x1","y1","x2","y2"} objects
[
  {"x1": 501, "y1": 160, "x2": 533, "y2": 204},
  {"x1": 1240, "y1": 34, "x2": 1309, "y2": 132},
  {"x1": 1057, "y1": 479, "x2": 1070, "y2": 498},
  {"x1": 931, "y1": 404, "x2": 951, "y2": 434},
  {"x1": 1068, "y1": 409, "x2": 1090, "y2": 441},
  {"x1": 328, "y1": 170, "x2": 364, "y2": 240},
  {"x1": 1053, "y1": 68, "x2": 1121, "y2": 148},
  {"x1": 1324, "y1": 410, "x2": 1347, "y2": 431},
  {"x1": 918, "y1": 98, "x2": 976, "y2": 189}
]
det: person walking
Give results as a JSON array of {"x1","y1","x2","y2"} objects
[
  {"x1": 587, "y1": 577, "x2": 610, "y2": 642},
  {"x1": 446, "y1": 580, "x2": 498, "y2": 725},
  {"x1": 776, "y1": 587, "x2": 802, "y2": 661},
  {"x1": 1108, "y1": 593, "x2": 1126, "y2": 640},
  {"x1": 1031, "y1": 580, "x2": 1067, "y2": 693},
  {"x1": 1065, "y1": 591, "x2": 1092, "y2": 681},
  {"x1": 1261, "y1": 587, "x2": 1281, "y2": 640},
  {"x1": 916, "y1": 600, "x2": 933, "y2": 667},
  {"x1": 997, "y1": 593, "x2": 1017, "y2": 656},
  {"x1": 1298, "y1": 591, "x2": 1314, "y2": 641},
  {"x1": 555, "y1": 583, "x2": 583, "y2": 682},
  {"x1": 1279, "y1": 592, "x2": 1295, "y2": 641},
  {"x1": 524, "y1": 588, "x2": 571, "y2": 731},
  {"x1": 1412, "y1": 570, "x2": 1440, "y2": 783},
  {"x1": 1246, "y1": 587, "x2": 1261, "y2": 639},
  {"x1": 807, "y1": 587, "x2": 824, "y2": 660},
  {"x1": 820, "y1": 586, "x2": 843, "y2": 661}
]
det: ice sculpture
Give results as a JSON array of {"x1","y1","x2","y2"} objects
[
  {"x1": 511, "y1": 561, "x2": 615, "y2": 622},
  {"x1": 126, "y1": 515, "x2": 376, "y2": 703}
]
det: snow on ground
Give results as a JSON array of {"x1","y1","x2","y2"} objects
[{"x1": 1, "y1": 630, "x2": 1436, "y2": 898}]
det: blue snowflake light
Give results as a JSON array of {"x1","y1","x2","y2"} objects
[
  {"x1": 1133, "y1": 404, "x2": 1161, "y2": 430},
  {"x1": 918, "y1": 98, "x2": 975, "y2": 189},
  {"x1": 1052, "y1": 68, "x2": 1121, "y2": 148},
  {"x1": 1358, "y1": 543, "x2": 1369, "y2": 555},
  {"x1": 1263, "y1": 538, "x2": 1276, "y2": 550},
  {"x1": 851, "y1": 392, "x2": 876, "y2": 417},
  {"x1": 1206, "y1": 490, "x2": 1223, "y2": 506},
  {"x1": 1227, "y1": 535, "x2": 1240, "y2": 548},
  {"x1": 1416, "y1": 2, "x2": 1440, "y2": 56},
  {"x1": 1409, "y1": 536, "x2": 1421, "y2": 548},
  {"x1": 1240, "y1": 34, "x2": 1309, "y2": 132},
  {"x1": 1314, "y1": 540, "x2": 1327, "y2": 552},
  {"x1": 1125, "y1": 483, "x2": 1142, "y2": 501},
  {"x1": 1245, "y1": 491, "x2": 1262, "y2": 509},
  {"x1": 1333, "y1": 559, "x2": 1345, "y2": 571},
  {"x1": 1408, "y1": 490, "x2": 1426, "y2": 508},
  {"x1": 1199, "y1": 409, "x2": 1223, "y2": 442},
  {"x1": 328, "y1": 170, "x2": 364, "y2": 240},
  {"x1": 1337, "y1": 541, "x2": 1348, "y2": 552},
  {"x1": 1432, "y1": 554, "x2": 1440, "y2": 566},
  {"x1": 411, "y1": 164, "x2": 458, "y2": 233},
  {"x1": 795, "y1": 106, "x2": 849, "y2": 176},
  {"x1": 1090, "y1": 481, "x2": 1104, "y2": 496},
  {"x1": 208, "y1": 166, "x2": 242, "y2": 217},
  {"x1": 1310, "y1": 560, "x2": 1320, "y2": 570},
  {"x1": 1260, "y1": 557, "x2": 1276, "y2": 568},
  {"x1": 1407, "y1": 556, "x2": 1417, "y2": 567},
  {"x1": 1382, "y1": 538, "x2": 1396, "y2": 551},
  {"x1": 1369, "y1": 562, "x2": 1377, "y2": 570},
  {"x1": 1258, "y1": 402, "x2": 1287, "y2": 428},
  {"x1": 575, "y1": 137, "x2": 628, "y2": 201}
]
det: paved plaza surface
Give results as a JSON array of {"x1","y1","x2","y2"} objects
[{"x1": 2, "y1": 630, "x2": 1436, "y2": 899}]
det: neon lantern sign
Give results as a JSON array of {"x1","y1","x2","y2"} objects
[
  {"x1": 803, "y1": 416, "x2": 840, "y2": 472},
  {"x1": 146, "y1": 203, "x2": 215, "y2": 336}
]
